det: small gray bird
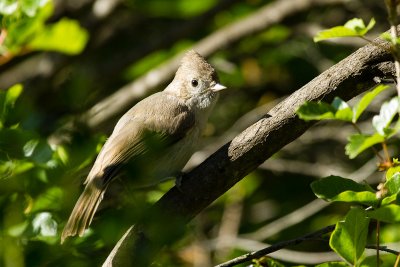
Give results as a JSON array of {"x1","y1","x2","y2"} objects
[{"x1": 61, "y1": 50, "x2": 226, "y2": 243}]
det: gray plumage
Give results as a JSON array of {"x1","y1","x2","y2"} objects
[{"x1": 61, "y1": 50, "x2": 226, "y2": 243}]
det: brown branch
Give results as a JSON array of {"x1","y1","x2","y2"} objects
[
  {"x1": 79, "y1": 0, "x2": 347, "y2": 130},
  {"x1": 102, "y1": 33, "x2": 395, "y2": 266}
]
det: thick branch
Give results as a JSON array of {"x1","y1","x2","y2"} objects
[{"x1": 102, "y1": 35, "x2": 395, "y2": 266}]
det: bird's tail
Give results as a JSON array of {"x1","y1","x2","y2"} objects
[{"x1": 61, "y1": 182, "x2": 104, "y2": 243}]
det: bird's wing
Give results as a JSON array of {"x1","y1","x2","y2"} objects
[{"x1": 85, "y1": 92, "x2": 195, "y2": 186}]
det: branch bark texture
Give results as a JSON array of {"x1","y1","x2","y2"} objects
[{"x1": 103, "y1": 36, "x2": 394, "y2": 266}]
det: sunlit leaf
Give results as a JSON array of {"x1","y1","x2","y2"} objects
[
  {"x1": 353, "y1": 84, "x2": 390, "y2": 123},
  {"x1": 372, "y1": 97, "x2": 400, "y2": 137},
  {"x1": 311, "y1": 175, "x2": 377, "y2": 205},
  {"x1": 332, "y1": 97, "x2": 353, "y2": 122},
  {"x1": 314, "y1": 18, "x2": 375, "y2": 42},
  {"x1": 344, "y1": 18, "x2": 375, "y2": 35},
  {"x1": 297, "y1": 101, "x2": 336, "y2": 121},
  {"x1": 28, "y1": 18, "x2": 89, "y2": 55},
  {"x1": 330, "y1": 207, "x2": 369, "y2": 265},
  {"x1": 367, "y1": 204, "x2": 400, "y2": 223},
  {"x1": 20, "y1": 0, "x2": 50, "y2": 17},
  {"x1": 345, "y1": 133, "x2": 384, "y2": 159},
  {"x1": 0, "y1": 0, "x2": 18, "y2": 15},
  {"x1": 1, "y1": 84, "x2": 23, "y2": 124}
]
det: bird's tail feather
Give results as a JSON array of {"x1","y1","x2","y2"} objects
[{"x1": 61, "y1": 182, "x2": 104, "y2": 244}]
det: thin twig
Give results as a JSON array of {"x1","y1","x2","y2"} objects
[
  {"x1": 365, "y1": 244, "x2": 399, "y2": 255},
  {"x1": 214, "y1": 225, "x2": 335, "y2": 267}
]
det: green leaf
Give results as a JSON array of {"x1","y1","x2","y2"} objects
[
  {"x1": 385, "y1": 173, "x2": 400, "y2": 195},
  {"x1": 20, "y1": 0, "x2": 50, "y2": 17},
  {"x1": 0, "y1": 160, "x2": 35, "y2": 179},
  {"x1": 297, "y1": 101, "x2": 336, "y2": 121},
  {"x1": 353, "y1": 85, "x2": 390, "y2": 123},
  {"x1": 314, "y1": 26, "x2": 360, "y2": 42},
  {"x1": 316, "y1": 262, "x2": 349, "y2": 267},
  {"x1": 28, "y1": 18, "x2": 89, "y2": 55},
  {"x1": 23, "y1": 139, "x2": 53, "y2": 164},
  {"x1": 386, "y1": 165, "x2": 400, "y2": 180},
  {"x1": 361, "y1": 254, "x2": 397, "y2": 267},
  {"x1": 1, "y1": 84, "x2": 23, "y2": 124},
  {"x1": 367, "y1": 204, "x2": 400, "y2": 223},
  {"x1": 344, "y1": 18, "x2": 375, "y2": 35},
  {"x1": 30, "y1": 187, "x2": 63, "y2": 212},
  {"x1": 332, "y1": 97, "x2": 353, "y2": 122},
  {"x1": 372, "y1": 97, "x2": 400, "y2": 137},
  {"x1": 345, "y1": 133, "x2": 385, "y2": 159},
  {"x1": 314, "y1": 18, "x2": 375, "y2": 42},
  {"x1": 381, "y1": 173, "x2": 400, "y2": 205},
  {"x1": 0, "y1": 0, "x2": 18, "y2": 15},
  {"x1": 330, "y1": 207, "x2": 369, "y2": 265},
  {"x1": 332, "y1": 191, "x2": 378, "y2": 206},
  {"x1": 311, "y1": 176, "x2": 377, "y2": 206}
]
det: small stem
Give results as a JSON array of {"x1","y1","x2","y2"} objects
[
  {"x1": 376, "y1": 220, "x2": 381, "y2": 267},
  {"x1": 382, "y1": 141, "x2": 392, "y2": 163},
  {"x1": 395, "y1": 251, "x2": 400, "y2": 267}
]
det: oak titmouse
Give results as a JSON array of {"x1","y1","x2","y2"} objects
[{"x1": 61, "y1": 50, "x2": 226, "y2": 243}]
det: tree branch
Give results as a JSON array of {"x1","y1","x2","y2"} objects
[{"x1": 102, "y1": 32, "x2": 395, "y2": 266}]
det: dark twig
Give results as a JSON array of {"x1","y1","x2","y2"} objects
[{"x1": 214, "y1": 225, "x2": 335, "y2": 267}]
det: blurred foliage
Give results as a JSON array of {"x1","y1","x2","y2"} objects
[{"x1": 0, "y1": 0, "x2": 397, "y2": 266}]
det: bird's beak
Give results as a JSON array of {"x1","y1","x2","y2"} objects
[{"x1": 210, "y1": 83, "x2": 227, "y2": 92}]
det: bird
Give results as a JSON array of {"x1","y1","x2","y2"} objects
[{"x1": 61, "y1": 50, "x2": 227, "y2": 243}]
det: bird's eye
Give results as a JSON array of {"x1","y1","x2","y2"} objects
[{"x1": 191, "y1": 79, "x2": 198, "y2": 87}]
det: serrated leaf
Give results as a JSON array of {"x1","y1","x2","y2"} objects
[
  {"x1": 330, "y1": 207, "x2": 369, "y2": 265},
  {"x1": 367, "y1": 204, "x2": 400, "y2": 223},
  {"x1": 297, "y1": 101, "x2": 336, "y2": 121},
  {"x1": 353, "y1": 85, "x2": 390, "y2": 123},
  {"x1": 345, "y1": 133, "x2": 384, "y2": 159},
  {"x1": 372, "y1": 97, "x2": 400, "y2": 137},
  {"x1": 332, "y1": 97, "x2": 353, "y2": 122},
  {"x1": 311, "y1": 176, "x2": 376, "y2": 206},
  {"x1": 28, "y1": 18, "x2": 89, "y2": 55}
]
